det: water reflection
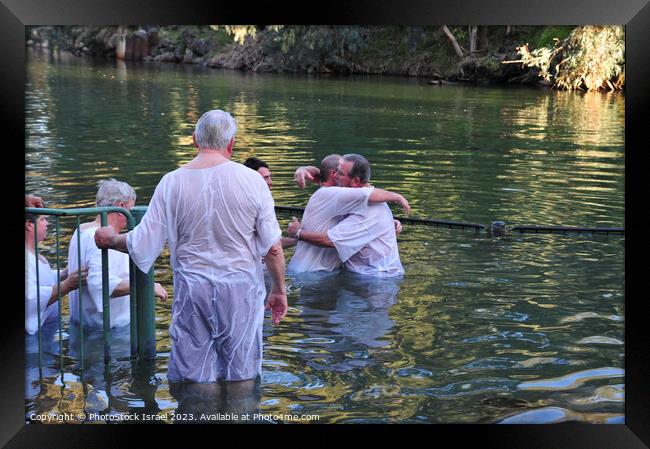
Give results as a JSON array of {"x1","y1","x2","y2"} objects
[
  {"x1": 169, "y1": 379, "x2": 262, "y2": 423},
  {"x1": 24, "y1": 49, "x2": 624, "y2": 423},
  {"x1": 289, "y1": 272, "x2": 401, "y2": 367}
]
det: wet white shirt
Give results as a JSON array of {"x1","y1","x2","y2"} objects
[
  {"x1": 327, "y1": 202, "x2": 404, "y2": 277},
  {"x1": 25, "y1": 249, "x2": 60, "y2": 335},
  {"x1": 68, "y1": 226, "x2": 131, "y2": 329},
  {"x1": 126, "y1": 161, "x2": 281, "y2": 382},
  {"x1": 287, "y1": 186, "x2": 373, "y2": 273}
]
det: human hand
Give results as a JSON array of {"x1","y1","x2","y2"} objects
[
  {"x1": 265, "y1": 291, "x2": 288, "y2": 325},
  {"x1": 287, "y1": 217, "x2": 302, "y2": 237},
  {"x1": 294, "y1": 166, "x2": 319, "y2": 188},
  {"x1": 394, "y1": 219, "x2": 403, "y2": 235},
  {"x1": 154, "y1": 283, "x2": 168, "y2": 301},
  {"x1": 25, "y1": 194, "x2": 44, "y2": 208},
  {"x1": 94, "y1": 226, "x2": 117, "y2": 249},
  {"x1": 397, "y1": 195, "x2": 411, "y2": 215},
  {"x1": 64, "y1": 268, "x2": 88, "y2": 292}
]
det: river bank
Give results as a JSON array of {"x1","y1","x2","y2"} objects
[{"x1": 27, "y1": 25, "x2": 564, "y2": 87}]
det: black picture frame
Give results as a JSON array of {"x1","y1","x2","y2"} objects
[{"x1": 4, "y1": 0, "x2": 648, "y2": 447}]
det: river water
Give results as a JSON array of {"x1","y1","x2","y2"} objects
[{"x1": 25, "y1": 48, "x2": 624, "y2": 424}]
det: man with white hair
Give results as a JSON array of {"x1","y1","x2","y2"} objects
[
  {"x1": 94, "y1": 110, "x2": 287, "y2": 383},
  {"x1": 67, "y1": 178, "x2": 167, "y2": 329}
]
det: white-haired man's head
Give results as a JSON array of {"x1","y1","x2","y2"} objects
[
  {"x1": 193, "y1": 110, "x2": 238, "y2": 151},
  {"x1": 96, "y1": 178, "x2": 136, "y2": 207}
]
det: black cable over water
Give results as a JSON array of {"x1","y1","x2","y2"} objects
[
  {"x1": 275, "y1": 205, "x2": 485, "y2": 231},
  {"x1": 274, "y1": 205, "x2": 625, "y2": 236}
]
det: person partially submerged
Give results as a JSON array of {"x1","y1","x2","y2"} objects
[
  {"x1": 94, "y1": 110, "x2": 287, "y2": 383},
  {"x1": 25, "y1": 209, "x2": 87, "y2": 335}
]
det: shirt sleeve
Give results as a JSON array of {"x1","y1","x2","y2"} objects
[
  {"x1": 25, "y1": 255, "x2": 53, "y2": 335},
  {"x1": 127, "y1": 177, "x2": 169, "y2": 273},
  {"x1": 329, "y1": 186, "x2": 373, "y2": 216},
  {"x1": 86, "y1": 230, "x2": 126, "y2": 297},
  {"x1": 326, "y1": 209, "x2": 382, "y2": 262},
  {"x1": 254, "y1": 181, "x2": 282, "y2": 257}
]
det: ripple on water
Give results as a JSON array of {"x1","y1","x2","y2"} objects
[
  {"x1": 515, "y1": 357, "x2": 574, "y2": 368},
  {"x1": 498, "y1": 406, "x2": 624, "y2": 424},
  {"x1": 262, "y1": 371, "x2": 303, "y2": 387},
  {"x1": 395, "y1": 367, "x2": 433, "y2": 378},
  {"x1": 415, "y1": 378, "x2": 518, "y2": 399},
  {"x1": 291, "y1": 337, "x2": 337, "y2": 345},
  {"x1": 576, "y1": 336, "x2": 623, "y2": 345},
  {"x1": 349, "y1": 384, "x2": 402, "y2": 401},
  {"x1": 571, "y1": 383, "x2": 624, "y2": 405},
  {"x1": 499, "y1": 406, "x2": 575, "y2": 424},
  {"x1": 463, "y1": 357, "x2": 518, "y2": 371},
  {"x1": 517, "y1": 366, "x2": 624, "y2": 391},
  {"x1": 472, "y1": 308, "x2": 529, "y2": 322},
  {"x1": 462, "y1": 331, "x2": 550, "y2": 348},
  {"x1": 560, "y1": 312, "x2": 623, "y2": 323}
]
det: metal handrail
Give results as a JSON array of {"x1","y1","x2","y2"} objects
[{"x1": 26, "y1": 206, "x2": 156, "y2": 372}]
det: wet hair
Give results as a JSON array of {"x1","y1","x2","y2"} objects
[
  {"x1": 243, "y1": 157, "x2": 269, "y2": 171},
  {"x1": 96, "y1": 178, "x2": 137, "y2": 207},
  {"x1": 342, "y1": 154, "x2": 371, "y2": 183},
  {"x1": 194, "y1": 109, "x2": 238, "y2": 150},
  {"x1": 319, "y1": 154, "x2": 342, "y2": 183},
  {"x1": 25, "y1": 212, "x2": 38, "y2": 223}
]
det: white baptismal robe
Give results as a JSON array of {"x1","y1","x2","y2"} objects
[
  {"x1": 287, "y1": 186, "x2": 373, "y2": 273},
  {"x1": 126, "y1": 161, "x2": 281, "y2": 382},
  {"x1": 68, "y1": 226, "x2": 131, "y2": 329},
  {"x1": 327, "y1": 202, "x2": 404, "y2": 277},
  {"x1": 25, "y1": 249, "x2": 60, "y2": 335}
]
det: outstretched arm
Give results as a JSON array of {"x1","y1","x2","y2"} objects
[
  {"x1": 368, "y1": 188, "x2": 411, "y2": 215},
  {"x1": 287, "y1": 217, "x2": 334, "y2": 248}
]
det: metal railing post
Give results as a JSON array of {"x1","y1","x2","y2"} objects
[
  {"x1": 32, "y1": 215, "x2": 43, "y2": 378},
  {"x1": 129, "y1": 260, "x2": 138, "y2": 358},
  {"x1": 55, "y1": 217, "x2": 64, "y2": 375},
  {"x1": 131, "y1": 208, "x2": 156, "y2": 360},
  {"x1": 100, "y1": 212, "x2": 112, "y2": 364},
  {"x1": 76, "y1": 216, "x2": 84, "y2": 370}
]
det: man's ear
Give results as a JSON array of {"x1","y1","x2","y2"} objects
[
  {"x1": 25, "y1": 221, "x2": 33, "y2": 232},
  {"x1": 227, "y1": 137, "x2": 235, "y2": 156},
  {"x1": 192, "y1": 132, "x2": 198, "y2": 149}
]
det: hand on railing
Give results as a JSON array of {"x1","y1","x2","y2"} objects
[
  {"x1": 154, "y1": 282, "x2": 168, "y2": 301},
  {"x1": 94, "y1": 226, "x2": 128, "y2": 252},
  {"x1": 25, "y1": 194, "x2": 44, "y2": 208},
  {"x1": 95, "y1": 226, "x2": 116, "y2": 249}
]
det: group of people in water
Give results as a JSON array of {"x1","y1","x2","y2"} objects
[{"x1": 25, "y1": 109, "x2": 411, "y2": 384}]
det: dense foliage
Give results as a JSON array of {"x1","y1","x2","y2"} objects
[
  {"x1": 514, "y1": 26, "x2": 624, "y2": 91},
  {"x1": 26, "y1": 25, "x2": 625, "y2": 91}
]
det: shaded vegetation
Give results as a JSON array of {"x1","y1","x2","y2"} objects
[{"x1": 26, "y1": 25, "x2": 625, "y2": 91}]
